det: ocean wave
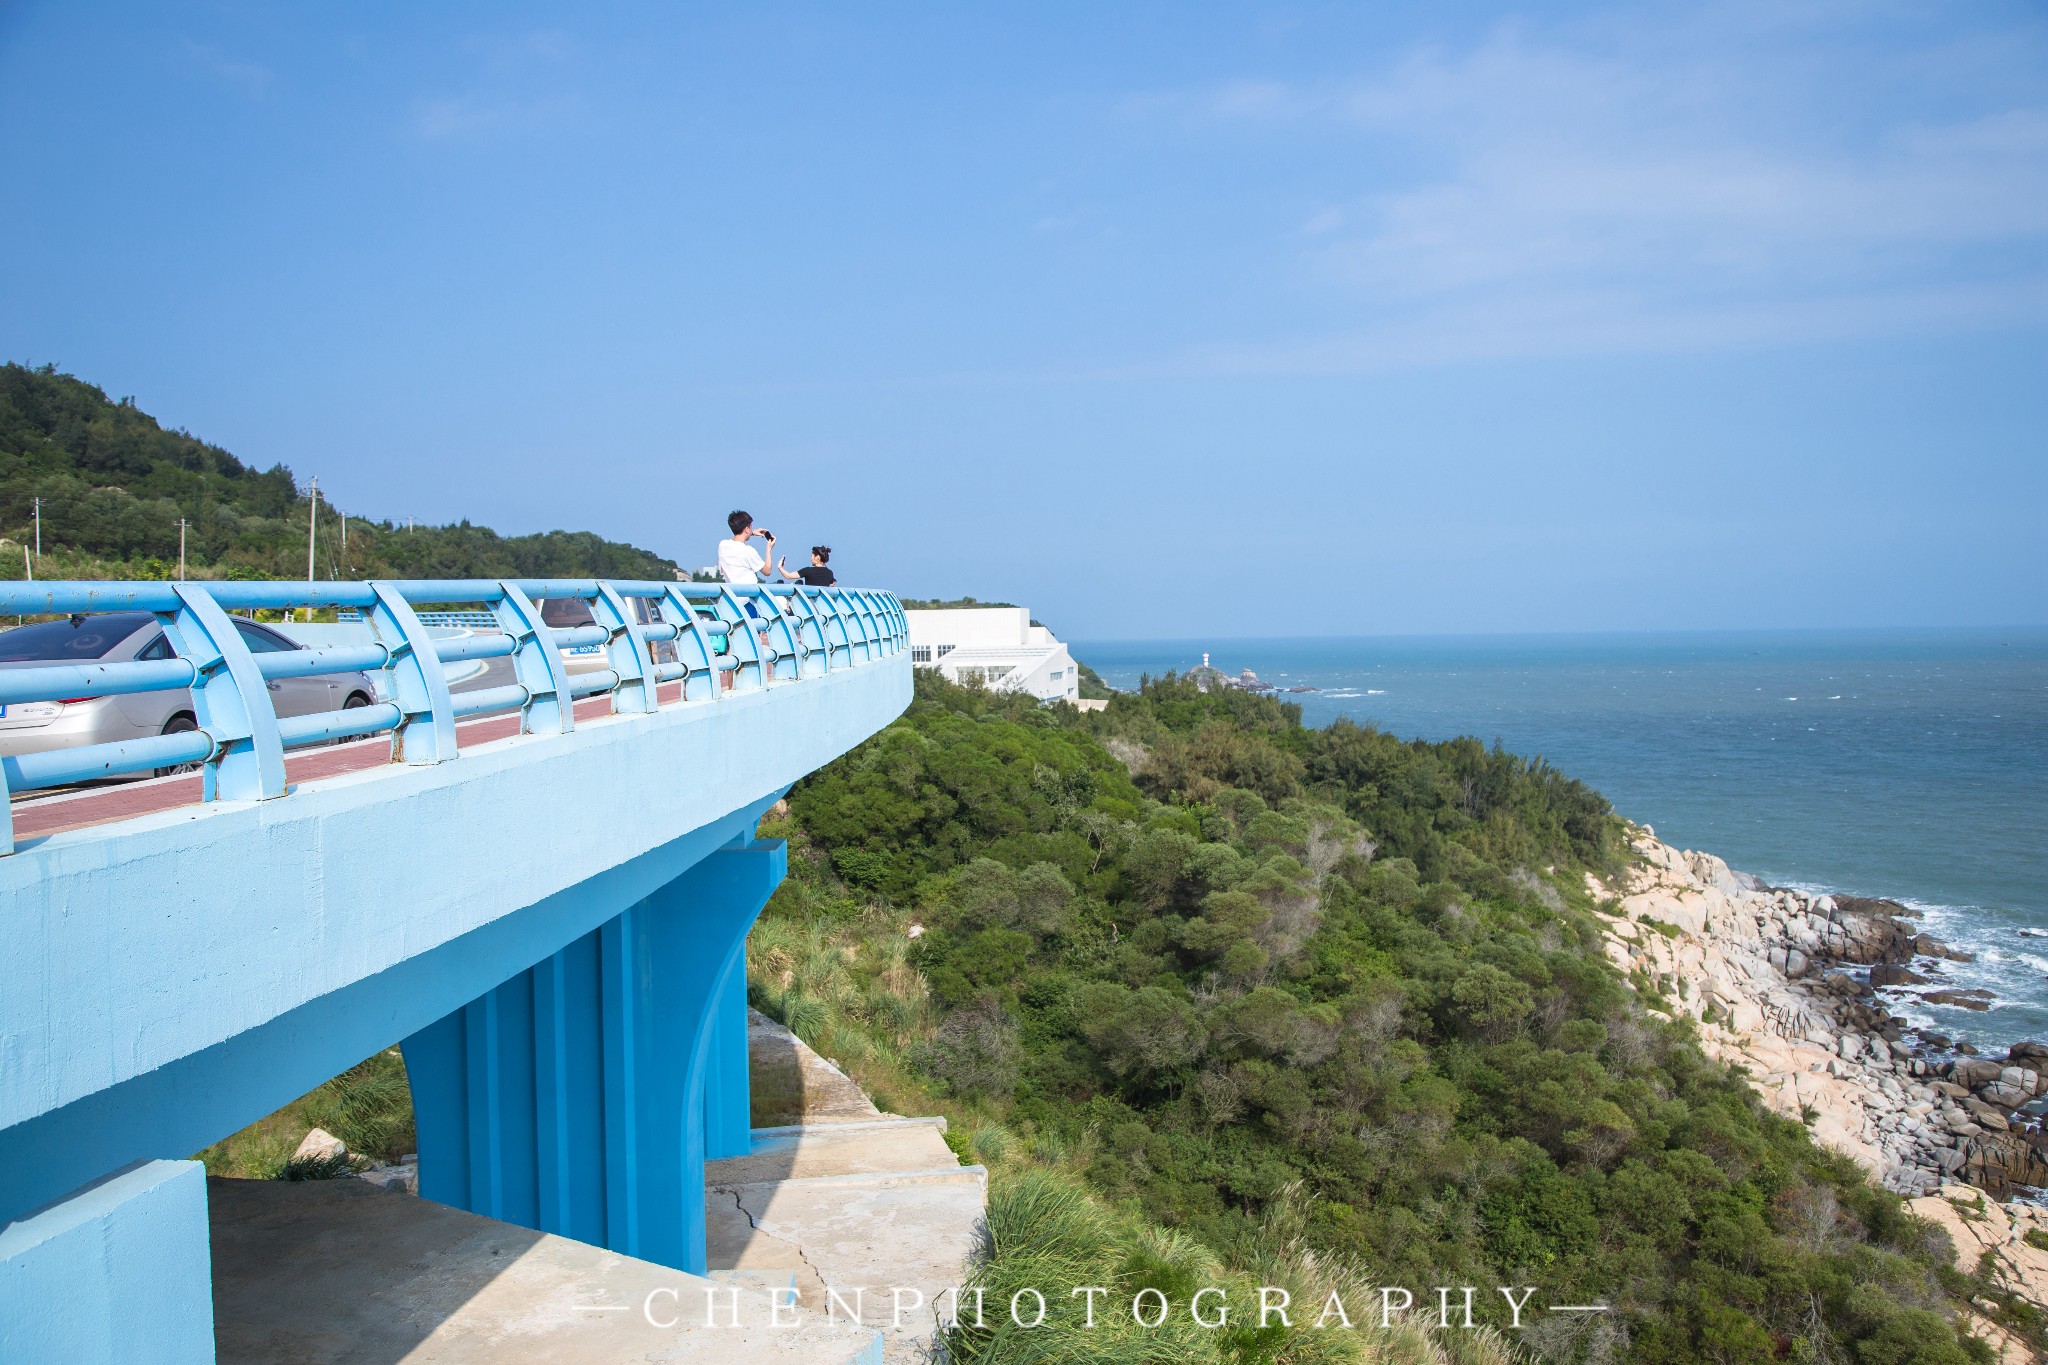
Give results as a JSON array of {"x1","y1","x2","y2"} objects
[{"x1": 1770, "y1": 879, "x2": 2048, "y2": 1043}]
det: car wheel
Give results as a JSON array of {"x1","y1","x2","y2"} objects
[
  {"x1": 156, "y1": 714, "x2": 203, "y2": 777},
  {"x1": 330, "y1": 691, "x2": 374, "y2": 746}
]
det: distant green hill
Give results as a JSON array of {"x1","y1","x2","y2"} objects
[{"x1": 0, "y1": 363, "x2": 678, "y2": 582}]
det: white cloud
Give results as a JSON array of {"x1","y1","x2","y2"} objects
[{"x1": 1138, "y1": 6, "x2": 2048, "y2": 368}]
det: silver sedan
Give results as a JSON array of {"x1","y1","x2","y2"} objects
[{"x1": 0, "y1": 612, "x2": 377, "y2": 778}]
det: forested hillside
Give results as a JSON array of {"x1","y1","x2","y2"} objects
[
  {"x1": 754, "y1": 671, "x2": 2006, "y2": 1365},
  {"x1": 0, "y1": 364, "x2": 676, "y2": 581}
]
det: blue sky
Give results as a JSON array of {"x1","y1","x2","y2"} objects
[{"x1": 2, "y1": 2, "x2": 2043, "y2": 638}]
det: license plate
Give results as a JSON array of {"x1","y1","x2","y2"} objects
[{"x1": 570, "y1": 645, "x2": 600, "y2": 656}]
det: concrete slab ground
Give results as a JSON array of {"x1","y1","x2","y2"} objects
[
  {"x1": 747, "y1": 1007, "x2": 885, "y2": 1126},
  {"x1": 208, "y1": 1178, "x2": 881, "y2": 1365},
  {"x1": 709, "y1": 1013, "x2": 988, "y2": 1363}
]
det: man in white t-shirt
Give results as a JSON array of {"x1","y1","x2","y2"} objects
[
  {"x1": 718, "y1": 509, "x2": 773, "y2": 583},
  {"x1": 716, "y1": 509, "x2": 778, "y2": 687}
]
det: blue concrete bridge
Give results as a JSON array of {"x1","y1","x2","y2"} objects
[{"x1": 0, "y1": 576, "x2": 911, "y2": 1363}]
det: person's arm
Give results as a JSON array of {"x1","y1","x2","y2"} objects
[{"x1": 776, "y1": 555, "x2": 800, "y2": 582}]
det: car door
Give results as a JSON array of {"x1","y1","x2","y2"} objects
[
  {"x1": 113, "y1": 631, "x2": 185, "y2": 733},
  {"x1": 233, "y1": 620, "x2": 334, "y2": 718}
]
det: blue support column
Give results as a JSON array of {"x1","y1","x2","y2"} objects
[
  {"x1": 0, "y1": 1160, "x2": 215, "y2": 1365},
  {"x1": 402, "y1": 838, "x2": 786, "y2": 1274},
  {"x1": 702, "y1": 946, "x2": 755, "y2": 1160}
]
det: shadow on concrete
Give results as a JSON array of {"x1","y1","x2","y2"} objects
[
  {"x1": 212, "y1": 1175, "x2": 556, "y2": 1364},
  {"x1": 209, "y1": 1175, "x2": 881, "y2": 1365}
]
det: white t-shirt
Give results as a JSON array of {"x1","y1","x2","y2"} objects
[{"x1": 717, "y1": 537, "x2": 765, "y2": 584}]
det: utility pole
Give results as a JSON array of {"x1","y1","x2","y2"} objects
[
  {"x1": 307, "y1": 476, "x2": 319, "y2": 583},
  {"x1": 32, "y1": 497, "x2": 41, "y2": 559},
  {"x1": 178, "y1": 519, "x2": 188, "y2": 581}
]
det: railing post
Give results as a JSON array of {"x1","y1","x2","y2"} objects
[
  {"x1": 761, "y1": 587, "x2": 805, "y2": 681},
  {"x1": 713, "y1": 585, "x2": 766, "y2": 692},
  {"x1": 167, "y1": 583, "x2": 286, "y2": 802},
  {"x1": 591, "y1": 583, "x2": 657, "y2": 715},
  {"x1": 869, "y1": 590, "x2": 897, "y2": 651},
  {"x1": 366, "y1": 582, "x2": 457, "y2": 763},
  {"x1": 825, "y1": 589, "x2": 858, "y2": 667},
  {"x1": 881, "y1": 592, "x2": 906, "y2": 647},
  {"x1": 847, "y1": 589, "x2": 880, "y2": 662},
  {"x1": 660, "y1": 585, "x2": 722, "y2": 702},
  {"x1": 492, "y1": 582, "x2": 574, "y2": 735},
  {"x1": 789, "y1": 587, "x2": 830, "y2": 673}
]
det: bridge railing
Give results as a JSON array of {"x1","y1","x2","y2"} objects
[{"x1": 0, "y1": 578, "x2": 907, "y2": 853}]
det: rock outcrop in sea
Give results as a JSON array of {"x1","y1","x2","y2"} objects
[{"x1": 1593, "y1": 829, "x2": 2048, "y2": 1317}]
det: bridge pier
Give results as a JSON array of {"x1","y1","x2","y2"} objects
[
  {"x1": 402, "y1": 837, "x2": 785, "y2": 1274},
  {"x1": 703, "y1": 948, "x2": 757, "y2": 1160},
  {"x1": 0, "y1": 1158, "x2": 216, "y2": 1365}
]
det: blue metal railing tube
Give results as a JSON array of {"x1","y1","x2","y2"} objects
[
  {"x1": 0, "y1": 659, "x2": 199, "y2": 705},
  {"x1": 432, "y1": 632, "x2": 516, "y2": 664}
]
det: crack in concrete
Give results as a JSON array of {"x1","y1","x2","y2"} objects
[{"x1": 718, "y1": 1186, "x2": 836, "y2": 1308}]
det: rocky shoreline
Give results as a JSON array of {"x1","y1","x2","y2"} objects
[
  {"x1": 1596, "y1": 828, "x2": 2048, "y2": 1199},
  {"x1": 1594, "y1": 828, "x2": 2048, "y2": 1325}
]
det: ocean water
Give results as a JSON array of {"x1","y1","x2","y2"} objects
[{"x1": 1075, "y1": 629, "x2": 2048, "y2": 1049}]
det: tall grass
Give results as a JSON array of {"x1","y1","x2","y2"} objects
[
  {"x1": 945, "y1": 1168, "x2": 1525, "y2": 1365},
  {"x1": 195, "y1": 1048, "x2": 416, "y2": 1179}
]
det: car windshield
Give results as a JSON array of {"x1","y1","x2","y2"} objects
[{"x1": 0, "y1": 613, "x2": 153, "y2": 662}]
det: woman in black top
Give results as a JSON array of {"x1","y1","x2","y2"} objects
[{"x1": 780, "y1": 545, "x2": 837, "y2": 587}]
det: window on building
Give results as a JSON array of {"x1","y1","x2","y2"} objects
[
  {"x1": 911, "y1": 645, "x2": 932, "y2": 663},
  {"x1": 958, "y1": 665, "x2": 1014, "y2": 686},
  {"x1": 1049, "y1": 670, "x2": 1063, "y2": 681},
  {"x1": 936, "y1": 644, "x2": 955, "y2": 657}
]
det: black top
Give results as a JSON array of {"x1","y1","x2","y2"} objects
[{"x1": 796, "y1": 565, "x2": 837, "y2": 586}]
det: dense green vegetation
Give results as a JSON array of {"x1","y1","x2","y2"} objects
[
  {"x1": 755, "y1": 669, "x2": 2005, "y2": 1364},
  {"x1": 0, "y1": 363, "x2": 675, "y2": 581}
]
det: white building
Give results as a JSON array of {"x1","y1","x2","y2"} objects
[{"x1": 904, "y1": 606, "x2": 1081, "y2": 704}]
